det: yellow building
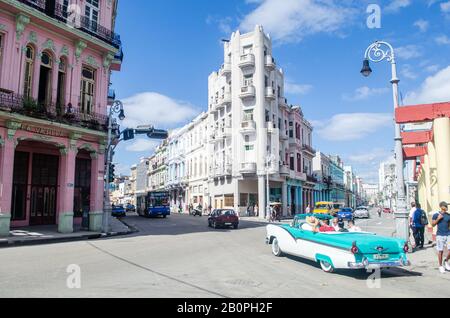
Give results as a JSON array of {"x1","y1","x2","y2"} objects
[{"x1": 397, "y1": 102, "x2": 450, "y2": 238}]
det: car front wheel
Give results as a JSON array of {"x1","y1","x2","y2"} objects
[
  {"x1": 272, "y1": 238, "x2": 283, "y2": 257},
  {"x1": 320, "y1": 260, "x2": 335, "y2": 273}
]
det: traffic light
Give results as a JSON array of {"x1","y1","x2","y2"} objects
[
  {"x1": 123, "y1": 128, "x2": 135, "y2": 141},
  {"x1": 147, "y1": 129, "x2": 169, "y2": 140},
  {"x1": 109, "y1": 164, "x2": 115, "y2": 183}
]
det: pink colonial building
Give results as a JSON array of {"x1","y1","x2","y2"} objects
[{"x1": 0, "y1": 0, "x2": 123, "y2": 235}]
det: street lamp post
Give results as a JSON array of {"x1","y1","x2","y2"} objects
[
  {"x1": 361, "y1": 41, "x2": 409, "y2": 242},
  {"x1": 103, "y1": 100, "x2": 125, "y2": 234}
]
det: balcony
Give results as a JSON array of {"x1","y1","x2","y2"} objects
[
  {"x1": 219, "y1": 63, "x2": 231, "y2": 76},
  {"x1": 240, "y1": 162, "x2": 257, "y2": 174},
  {"x1": 0, "y1": 92, "x2": 108, "y2": 132},
  {"x1": 240, "y1": 120, "x2": 257, "y2": 134},
  {"x1": 290, "y1": 171, "x2": 307, "y2": 181},
  {"x1": 239, "y1": 85, "x2": 256, "y2": 99},
  {"x1": 239, "y1": 54, "x2": 255, "y2": 68},
  {"x1": 280, "y1": 165, "x2": 290, "y2": 176},
  {"x1": 302, "y1": 144, "x2": 316, "y2": 156},
  {"x1": 265, "y1": 87, "x2": 275, "y2": 100},
  {"x1": 307, "y1": 175, "x2": 318, "y2": 183},
  {"x1": 17, "y1": 0, "x2": 121, "y2": 49},
  {"x1": 289, "y1": 137, "x2": 301, "y2": 148},
  {"x1": 279, "y1": 97, "x2": 288, "y2": 108},
  {"x1": 265, "y1": 55, "x2": 276, "y2": 70},
  {"x1": 279, "y1": 130, "x2": 289, "y2": 140},
  {"x1": 217, "y1": 92, "x2": 231, "y2": 109}
]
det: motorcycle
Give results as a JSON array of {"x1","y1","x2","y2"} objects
[{"x1": 191, "y1": 207, "x2": 203, "y2": 217}]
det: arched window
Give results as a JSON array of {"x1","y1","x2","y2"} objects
[
  {"x1": 23, "y1": 45, "x2": 35, "y2": 98},
  {"x1": 80, "y1": 66, "x2": 96, "y2": 114},
  {"x1": 56, "y1": 56, "x2": 67, "y2": 113},
  {"x1": 38, "y1": 51, "x2": 53, "y2": 105}
]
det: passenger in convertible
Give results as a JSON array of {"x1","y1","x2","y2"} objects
[{"x1": 318, "y1": 219, "x2": 336, "y2": 233}]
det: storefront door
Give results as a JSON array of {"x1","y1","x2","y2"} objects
[{"x1": 30, "y1": 154, "x2": 59, "y2": 225}]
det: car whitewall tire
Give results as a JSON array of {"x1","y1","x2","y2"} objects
[
  {"x1": 272, "y1": 238, "x2": 283, "y2": 257},
  {"x1": 320, "y1": 261, "x2": 335, "y2": 273}
]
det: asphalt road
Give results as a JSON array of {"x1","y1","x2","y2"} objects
[{"x1": 1, "y1": 209, "x2": 449, "y2": 298}]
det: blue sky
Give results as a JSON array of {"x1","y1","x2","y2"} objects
[{"x1": 111, "y1": 0, "x2": 450, "y2": 183}]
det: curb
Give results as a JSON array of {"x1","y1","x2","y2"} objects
[{"x1": 0, "y1": 227, "x2": 136, "y2": 249}]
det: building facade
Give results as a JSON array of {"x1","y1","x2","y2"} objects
[
  {"x1": 328, "y1": 155, "x2": 345, "y2": 206},
  {"x1": 378, "y1": 159, "x2": 397, "y2": 211},
  {"x1": 167, "y1": 126, "x2": 188, "y2": 213},
  {"x1": 147, "y1": 140, "x2": 168, "y2": 193},
  {"x1": 0, "y1": 0, "x2": 122, "y2": 235}
]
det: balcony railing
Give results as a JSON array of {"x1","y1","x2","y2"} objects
[
  {"x1": 302, "y1": 144, "x2": 316, "y2": 155},
  {"x1": 17, "y1": 0, "x2": 121, "y2": 48},
  {"x1": 18, "y1": 0, "x2": 46, "y2": 11},
  {"x1": 0, "y1": 92, "x2": 108, "y2": 132}
]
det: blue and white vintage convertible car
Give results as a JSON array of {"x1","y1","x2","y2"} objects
[{"x1": 266, "y1": 214, "x2": 410, "y2": 273}]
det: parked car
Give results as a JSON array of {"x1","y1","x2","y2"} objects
[
  {"x1": 208, "y1": 209, "x2": 239, "y2": 229},
  {"x1": 112, "y1": 204, "x2": 126, "y2": 218},
  {"x1": 126, "y1": 203, "x2": 136, "y2": 212},
  {"x1": 354, "y1": 207, "x2": 370, "y2": 219},
  {"x1": 337, "y1": 208, "x2": 354, "y2": 221},
  {"x1": 383, "y1": 208, "x2": 392, "y2": 214},
  {"x1": 266, "y1": 214, "x2": 410, "y2": 273}
]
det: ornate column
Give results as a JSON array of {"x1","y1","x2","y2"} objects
[
  {"x1": 90, "y1": 152, "x2": 105, "y2": 232},
  {"x1": 0, "y1": 135, "x2": 16, "y2": 236},
  {"x1": 282, "y1": 182, "x2": 288, "y2": 217},
  {"x1": 57, "y1": 146, "x2": 76, "y2": 233},
  {"x1": 434, "y1": 118, "x2": 450, "y2": 204}
]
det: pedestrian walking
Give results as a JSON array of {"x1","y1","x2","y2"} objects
[
  {"x1": 432, "y1": 202, "x2": 450, "y2": 274},
  {"x1": 412, "y1": 203, "x2": 427, "y2": 251},
  {"x1": 305, "y1": 205, "x2": 311, "y2": 214}
]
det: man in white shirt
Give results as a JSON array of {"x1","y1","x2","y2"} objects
[{"x1": 409, "y1": 202, "x2": 417, "y2": 224}]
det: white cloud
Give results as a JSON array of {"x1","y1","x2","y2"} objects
[
  {"x1": 436, "y1": 35, "x2": 450, "y2": 45},
  {"x1": 316, "y1": 113, "x2": 393, "y2": 141},
  {"x1": 239, "y1": 0, "x2": 356, "y2": 43},
  {"x1": 347, "y1": 148, "x2": 392, "y2": 164},
  {"x1": 342, "y1": 86, "x2": 389, "y2": 102},
  {"x1": 395, "y1": 45, "x2": 423, "y2": 60},
  {"x1": 404, "y1": 65, "x2": 450, "y2": 105},
  {"x1": 385, "y1": 0, "x2": 411, "y2": 13},
  {"x1": 441, "y1": 1, "x2": 450, "y2": 13},
  {"x1": 401, "y1": 64, "x2": 418, "y2": 80},
  {"x1": 425, "y1": 64, "x2": 440, "y2": 73},
  {"x1": 285, "y1": 82, "x2": 313, "y2": 95},
  {"x1": 413, "y1": 19, "x2": 429, "y2": 32},
  {"x1": 125, "y1": 139, "x2": 160, "y2": 153},
  {"x1": 121, "y1": 92, "x2": 199, "y2": 130},
  {"x1": 206, "y1": 16, "x2": 233, "y2": 34}
]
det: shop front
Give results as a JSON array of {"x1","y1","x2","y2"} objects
[{"x1": 0, "y1": 118, "x2": 106, "y2": 236}]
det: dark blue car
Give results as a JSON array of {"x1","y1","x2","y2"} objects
[
  {"x1": 112, "y1": 204, "x2": 126, "y2": 218},
  {"x1": 337, "y1": 208, "x2": 354, "y2": 221}
]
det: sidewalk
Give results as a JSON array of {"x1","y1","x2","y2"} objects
[{"x1": 0, "y1": 216, "x2": 135, "y2": 248}]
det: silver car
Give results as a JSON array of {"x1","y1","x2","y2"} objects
[{"x1": 354, "y1": 207, "x2": 370, "y2": 219}]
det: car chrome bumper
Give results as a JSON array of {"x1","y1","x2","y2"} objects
[{"x1": 348, "y1": 258, "x2": 411, "y2": 269}]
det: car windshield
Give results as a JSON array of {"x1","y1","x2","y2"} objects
[
  {"x1": 217, "y1": 210, "x2": 235, "y2": 216},
  {"x1": 357, "y1": 207, "x2": 368, "y2": 210},
  {"x1": 316, "y1": 204, "x2": 330, "y2": 209},
  {"x1": 341, "y1": 208, "x2": 352, "y2": 212}
]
